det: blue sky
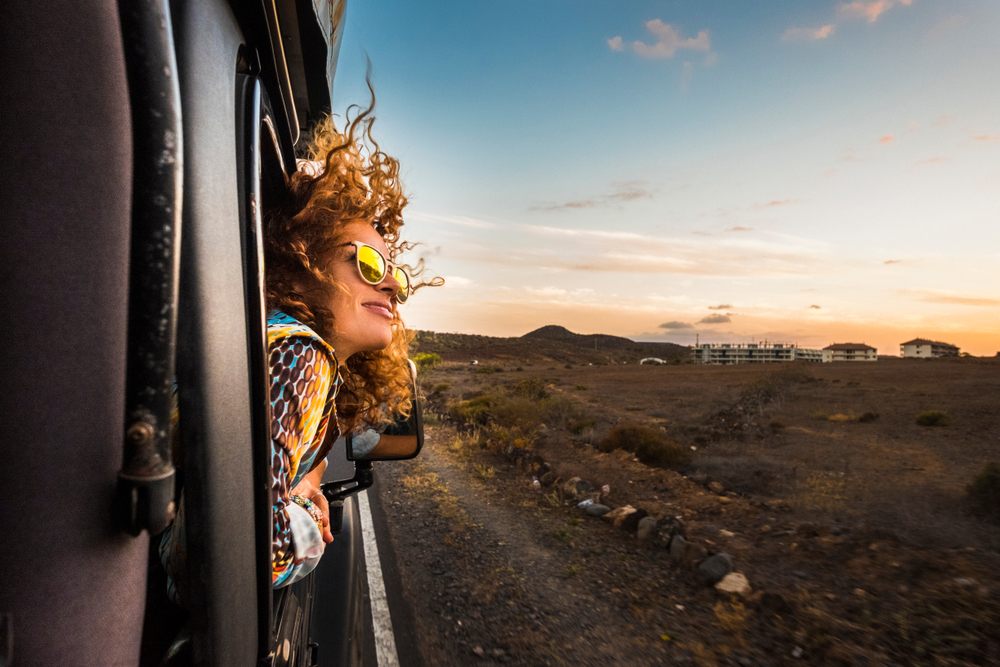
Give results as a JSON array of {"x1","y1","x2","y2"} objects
[{"x1": 332, "y1": 1, "x2": 1000, "y2": 355}]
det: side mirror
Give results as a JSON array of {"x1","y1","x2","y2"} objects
[{"x1": 348, "y1": 359, "x2": 424, "y2": 462}]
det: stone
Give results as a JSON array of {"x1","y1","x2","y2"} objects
[
  {"x1": 683, "y1": 542, "x2": 708, "y2": 568},
  {"x1": 636, "y1": 516, "x2": 658, "y2": 542},
  {"x1": 539, "y1": 471, "x2": 556, "y2": 487},
  {"x1": 689, "y1": 471, "x2": 708, "y2": 484},
  {"x1": 719, "y1": 529, "x2": 735, "y2": 538},
  {"x1": 669, "y1": 534, "x2": 688, "y2": 563},
  {"x1": 473, "y1": 645, "x2": 485, "y2": 658},
  {"x1": 708, "y1": 481, "x2": 725, "y2": 494},
  {"x1": 562, "y1": 477, "x2": 584, "y2": 499},
  {"x1": 585, "y1": 503, "x2": 611, "y2": 517},
  {"x1": 603, "y1": 505, "x2": 637, "y2": 528},
  {"x1": 620, "y1": 508, "x2": 649, "y2": 533},
  {"x1": 562, "y1": 476, "x2": 594, "y2": 500},
  {"x1": 715, "y1": 572, "x2": 752, "y2": 597},
  {"x1": 697, "y1": 552, "x2": 734, "y2": 585}
]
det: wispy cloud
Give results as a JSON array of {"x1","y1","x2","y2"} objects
[
  {"x1": 466, "y1": 224, "x2": 831, "y2": 278},
  {"x1": 756, "y1": 199, "x2": 796, "y2": 208},
  {"x1": 912, "y1": 290, "x2": 1000, "y2": 307},
  {"x1": 879, "y1": 134, "x2": 895, "y2": 144},
  {"x1": 883, "y1": 259, "x2": 902, "y2": 265},
  {"x1": 699, "y1": 313, "x2": 732, "y2": 324},
  {"x1": 708, "y1": 304, "x2": 733, "y2": 310},
  {"x1": 782, "y1": 24, "x2": 836, "y2": 41},
  {"x1": 609, "y1": 19, "x2": 711, "y2": 60},
  {"x1": 838, "y1": 0, "x2": 913, "y2": 24},
  {"x1": 973, "y1": 134, "x2": 1000, "y2": 142},
  {"x1": 915, "y1": 155, "x2": 947, "y2": 165},
  {"x1": 726, "y1": 225, "x2": 754, "y2": 232},
  {"x1": 659, "y1": 320, "x2": 694, "y2": 330},
  {"x1": 784, "y1": 0, "x2": 913, "y2": 44},
  {"x1": 809, "y1": 304, "x2": 822, "y2": 309},
  {"x1": 408, "y1": 211, "x2": 497, "y2": 229},
  {"x1": 533, "y1": 182, "x2": 654, "y2": 211}
]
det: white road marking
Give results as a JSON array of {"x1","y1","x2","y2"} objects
[{"x1": 358, "y1": 490, "x2": 400, "y2": 667}]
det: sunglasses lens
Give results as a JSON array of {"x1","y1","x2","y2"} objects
[
  {"x1": 393, "y1": 267, "x2": 410, "y2": 303},
  {"x1": 356, "y1": 244, "x2": 386, "y2": 284}
]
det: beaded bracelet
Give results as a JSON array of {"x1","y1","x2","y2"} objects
[{"x1": 290, "y1": 494, "x2": 325, "y2": 530}]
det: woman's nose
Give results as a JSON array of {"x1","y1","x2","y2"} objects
[{"x1": 378, "y1": 272, "x2": 401, "y2": 296}]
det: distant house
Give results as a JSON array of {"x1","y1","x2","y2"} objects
[
  {"x1": 823, "y1": 343, "x2": 877, "y2": 362},
  {"x1": 900, "y1": 338, "x2": 959, "y2": 358},
  {"x1": 691, "y1": 342, "x2": 826, "y2": 365}
]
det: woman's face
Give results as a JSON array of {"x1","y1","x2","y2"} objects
[{"x1": 322, "y1": 221, "x2": 401, "y2": 361}]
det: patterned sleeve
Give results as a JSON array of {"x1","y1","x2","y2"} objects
[{"x1": 269, "y1": 336, "x2": 335, "y2": 587}]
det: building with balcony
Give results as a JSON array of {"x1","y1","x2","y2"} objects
[
  {"x1": 822, "y1": 343, "x2": 878, "y2": 362},
  {"x1": 900, "y1": 338, "x2": 959, "y2": 358},
  {"x1": 691, "y1": 342, "x2": 826, "y2": 365}
]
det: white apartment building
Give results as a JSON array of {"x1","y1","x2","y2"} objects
[
  {"x1": 823, "y1": 343, "x2": 878, "y2": 362},
  {"x1": 900, "y1": 338, "x2": 960, "y2": 358},
  {"x1": 691, "y1": 342, "x2": 826, "y2": 365}
]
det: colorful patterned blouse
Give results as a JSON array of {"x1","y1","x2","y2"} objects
[
  {"x1": 160, "y1": 311, "x2": 341, "y2": 599},
  {"x1": 266, "y1": 310, "x2": 341, "y2": 587}
]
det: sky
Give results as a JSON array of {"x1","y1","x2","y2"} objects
[{"x1": 332, "y1": 1, "x2": 1000, "y2": 356}]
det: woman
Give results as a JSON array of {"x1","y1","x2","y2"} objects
[
  {"x1": 162, "y1": 100, "x2": 420, "y2": 596},
  {"x1": 263, "y1": 102, "x2": 419, "y2": 586}
]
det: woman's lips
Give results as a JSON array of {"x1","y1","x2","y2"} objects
[{"x1": 363, "y1": 302, "x2": 393, "y2": 319}]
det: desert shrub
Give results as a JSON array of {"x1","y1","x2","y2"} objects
[
  {"x1": 474, "y1": 364, "x2": 502, "y2": 374},
  {"x1": 431, "y1": 383, "x2": 451, "y2": 395},
  {"x1": 598, "y1": 424, "x2": 692, "y2": 470},
  {"x1": 449, "y1": 394, "x2": 496, "y2": 425},
  {"x1": 412, "y1": 352, "x2": 442, "y2": 371},
  {"x1": 916, "y1": 410, "x2": 949, "y2": 427},
  {"x1": 966, "y1": 463, "x2": 1000, "y2": 523},
  {"x1": 858, "y1": 411, "x2": 880, "y2": 423},
  {"x1": 509, "y1": 378, "x2": 549, "y2": 401}
]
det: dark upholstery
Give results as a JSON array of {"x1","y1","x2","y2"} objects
[{"x1": 0, "y1": 1, "x2": 149, "y2": 663}]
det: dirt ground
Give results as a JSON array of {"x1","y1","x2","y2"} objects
[{"x1": 377, "y1": 357, "x2": 1000, "y2": 665}]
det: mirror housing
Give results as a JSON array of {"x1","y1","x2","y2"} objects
[{"x1": 347, "y1": 359, "x2": 424, "y2": 462}]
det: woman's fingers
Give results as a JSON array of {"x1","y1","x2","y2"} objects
[{"x1": 311, "y1": 491, "x2": 335, "y2": 543}]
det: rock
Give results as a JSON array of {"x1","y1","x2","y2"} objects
[
  {"x1": 791, "y1": 646, "x2": 804, "y2": 659},
  {"x1": 576, "y1": 498, "x2": 594, "y2": 509},
  {"x1": 600, "y1": 483, "x2": 611, "y2": 498},
  {"x1": 562, "y1": 476, "x2": 594, "y2": 500},
  {"x1": 718, "y1": 496, "x2": 732, "y2": 504},
  {"x1": 697, "y1": 552, "x2": 734, "y2": 585},
  {"x1": 562, "y1": 477, "x2": 583, "y2": 499},
  {"x1": 636, "y1": 516, "x2": 658, "y2": 542},
  {"x1": 585, "y1": 503, "x2": 611, "y2": 517},
  {"x1": 473, "y1": 645, "x2": 485, "y2": 658},
  {"x1": 689, "y1": 471, "x2": 708, "y2": 484},
  {"x1": 708, "y1": 481, "x2": 725, "y2": 494},
  {"x1": 539, "y1": 471, "x2": 556, "y2": 487},
  {"x1": 715, "y1": 572, "x2": 752, "y2": 597},
  {"x1": 669, "y1": 534, "x2": 688, "y2": 563},
  {"x1": 719, "y1": 529, "x2": 735, "y2": 538},
  {"x1": 759, "y1": 592, "x2": 793, "y2": 616},
  {"x1": 796, "y1": 522, "x2": 819, "y2": 537},
  {"x1": 620, "y1": 508, "x2": 649, "y2": 533},
  {"x1": 603, "y1": 505, "x2": 637, "y2": 528},
  {"x1": 653, "y1": 518, "x2": 682, "y2": 549},
  {"x1": 670, "y1": 534, "x2": 708, "y2": 568}
]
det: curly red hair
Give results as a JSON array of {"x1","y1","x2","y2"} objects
[{"x1": 264, "y1": 98, "x2": 414, "y2": 434}]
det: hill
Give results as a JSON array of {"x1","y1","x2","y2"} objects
[{"x1": 413, "y1": 325, "x2": 689, "y2": 365}]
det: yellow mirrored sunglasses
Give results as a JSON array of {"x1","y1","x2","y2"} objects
[{"x1": 340, "y1": 241, "x2": 411, "y2": 304}]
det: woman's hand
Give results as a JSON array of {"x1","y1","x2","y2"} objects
[{"x1": 290, "y1": 460, "x2": 334, "y2": 543}]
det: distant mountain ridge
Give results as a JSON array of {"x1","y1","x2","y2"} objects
[{"x1": 414, "y1": 325, "x2": 689, "y2": 364}]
